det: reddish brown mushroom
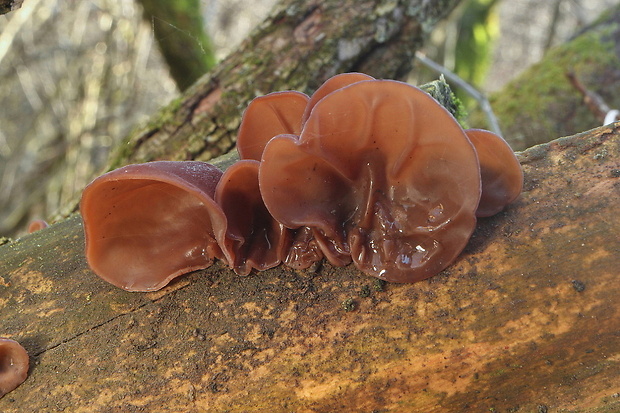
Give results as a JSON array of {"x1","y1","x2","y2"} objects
[
  {"x1": 214, "y1": 160, "x2": 291, "y2": 275},
  {"x1": 259, "y1": 80, "x2": 482, "y2": 282},
  {"x1": 301, "y1": 72, "x2": 375, "y2": 124},
  {"x1": 0, "y1": 338, "x2": 29, "y2": 398},
  {"x1": 81, "y1": 161, "x2": 227, "y2": 291},
  {"x1": 236, "y1": 91, "x2": 309, "y2": 161},
  {"x1": 27, "y1": 219, "x2": 49, "y2": 234},
  {"x1": 81, "y1": 73, "x2": 523, "y2": 289},
  {"x1": 465, "y1": 129, "x2": 523, "y2": 217}
]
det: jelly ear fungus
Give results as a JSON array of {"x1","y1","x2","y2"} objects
[
  {"x1": 214, "y1": 160, "x2": 291, "y2": 275},
  {"x1": 81, "y1": 73, "x2": 524, "y2": 291},
  {"x1": 236, "y1": 91, "x2": 309, "y2": 161},
  {"x1": 259, "y1": 80, "x2": 482, "y2": 283},
  {"x1": 0, "y1": 338, "x2": 29, "y2": 397},
  {"x1": 464, "y1": 128, "x2": 524, "y2": 217},
  {"x1": 81, "y1": 161, "x2": 226, "y2": 292}
]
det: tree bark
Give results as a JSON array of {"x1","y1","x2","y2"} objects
[
  {"x1": 1, "y1": 123, "x2": 619, "y2": 412},
  {"x1": 0, "y1": 0, "x2": 22, "y2": 15},
  {"x1": 471, "y1": 4, "x2": 620, "y2": 150},
  {"x1": 106, "y1": 0, "x2": 463, "y2": 170}
]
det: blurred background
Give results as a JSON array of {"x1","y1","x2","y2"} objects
[{"x1": 0, "y1": 0, "x2": 618, "y2": 238}]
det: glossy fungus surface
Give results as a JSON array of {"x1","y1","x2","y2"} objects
[
  {"x1": 301, "y1": 72, "x2": 375, "y2": 124},
  {"x1": 465, "y1": 129, "x2": 524, "y2": 217},
  {"x1": 81, "y1": 73, "x2": 523, "y2": 291},
  {"x1": 236, "y1": 91, "x2": 309, "y2": 161},
  {"x1": 0, "y1": 338, "x2": 29, "y2": 398},
  {"x1": 215, "y1": 160, "x2": 290, "y2": 275},
  {"x1": 81, "y1": 161, "x2": 226, "y2": 291},
  {"x1": 259, "y1": 80, "x2": 482, "y2": 282}
]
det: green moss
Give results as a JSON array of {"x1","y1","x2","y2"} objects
[
  {"x1": 107, "y1": 95, "x2": 185, "y2": 169},
  {"x1": 341, "y1": 297, "x2": 356, "y2": 311},
  {"x1": 477, "y1": 20, "x2": 620, "y2": 149}
]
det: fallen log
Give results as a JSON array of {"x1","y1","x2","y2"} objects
[{"x1": 1, "y1": 122, "x2": 618, "y2": 412}]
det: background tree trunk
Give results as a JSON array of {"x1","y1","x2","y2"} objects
[
  {"x1": 1, "y1": 122, "x2": 618, "y2": 412},
  {"x1": 470, "y1": 4, "x2": 620, "y2": 150},
  {"x1": 0, "y1": 0, "x2": 22, "y2": 15},
  {"x1": 105, "y1": 0, "x2": 463, "y2": 170},
  {"x1": 137, "y1": 0, "x2": 217, "y2": 91}
]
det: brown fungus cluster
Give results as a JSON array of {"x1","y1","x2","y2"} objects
[{"x1": 81, "y1": 73, "x2": 522, "y2": 291}]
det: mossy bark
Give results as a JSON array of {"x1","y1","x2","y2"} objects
[
  {"x1": 473, "y1": 4, "x2": 620, "y2": 150},
  {"x1": 1, "y1": 124, "x2": 619, "y2": 412},
  {"x1": 107, "y1": 0, "x2": 463, "y2": 170}
]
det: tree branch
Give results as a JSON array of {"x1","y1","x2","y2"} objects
[
  {"x1": 1, "y1": 123, "x2": 618, "y2": 411},
  {"x1": 0, "y1": 0, "x2": 22, "y2": 15},
  {"x1": 107, "y1": 0, "x2": 463, "y2": 169}
]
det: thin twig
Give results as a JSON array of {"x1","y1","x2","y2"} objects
[
  {"x1": 566, "y1": 71, "x2": 614, "y2": 124},
  {"x1": 415, "y1": 51, "x2": 503, "y2": 136}
]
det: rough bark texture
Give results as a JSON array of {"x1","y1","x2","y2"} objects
[
  {"x1": 472, "y1": 4, "x2": 620, "y2": 150},
  {"x1": 107, "y1": 0, "x2": 463, "y2": 170},
  {"x1": 0, "y1": 0, "x2": 22, "y2": 15},
  {"x1": 1, "y1": 124, "x2": 619, "y2": 412}
]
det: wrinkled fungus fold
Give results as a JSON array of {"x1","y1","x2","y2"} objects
[
  {"x1": 215, "y1": 159, "x2": 290, "y2": 275},
  {"x1": 0, "y1": 338, "x2": 29, "y2": 398},
  {"x1": 260, "y1": 80, "x2": 482, "y2": 282},
  {"x1": 301, "y1": 72, "x2": 375, "y2": 124},
  {"x1": 81, "y1": 73, "x2": 523, "y2": 291}
]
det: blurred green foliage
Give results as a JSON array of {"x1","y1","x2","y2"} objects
[
  {"x1": 453, "y1": 0, "x2": 500, "y2": 87},
  {"x1": 138, "y1": 0, "x2": 216, "y2": 90}
]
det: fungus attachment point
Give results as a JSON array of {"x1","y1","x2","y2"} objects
[
  {"x1": 260, "y1": 80, "x2": 481, "y2": 282},
  {"x1": 465, "y1": 129, "x2": 523, "y2": 217},
  {"x1": 81, "y1": 161, "x2": 227, "y2": 291},
  {"x1": 0, "y1": 338, "x2": 29, "y2": 398}
]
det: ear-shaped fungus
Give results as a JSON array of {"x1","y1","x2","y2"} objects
[
  {"x1": 465, "y1": 129, "x2": 523, "y2": 217},
  {"x1": 0, "y1": 338, "x2": 29, "y2": 398},
  {"x1": 81, "y1": 161, "x2": 226, "y2": 291},
  {"x1": 27, "y1": 219, "x2": 49, "y2": 234},
  {"x1": 236, "y1": 91, "x2": 309, "y2": 161},
  {"x1": 215, "y1": 160, "x2": 291, "y2": 275},
  {"x1": 301, "y1": 72, "x2": 375, "y2": 124},
  {"x1": 259, "y1": 80, "x2": 482, "y2": 282}
]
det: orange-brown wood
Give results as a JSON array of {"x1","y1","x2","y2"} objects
[{"x1": 0, "y1": 124, "x2": 618, "y2": 412}]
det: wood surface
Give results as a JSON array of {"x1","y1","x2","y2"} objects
[{"x1": 1, "y1": 123, "x2": 618, "y2": 412}]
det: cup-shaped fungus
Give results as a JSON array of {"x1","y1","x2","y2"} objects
[
  {"x1": 236, "y1": 91, "x2": 309, "y2": 161},
  {"x1": 215, "y1": 159, "x2": 292, "y2": 275},
  {"x1": 259, "y1": 80, "x2": 482, "y2": 282},
  {"x1": 81, "y1": 161, "x2": 227, "y2": 291},
  {"x1": 27, "y1": 219, "x2": 49, "y2": 234},
  {"x1": 465, "y1": 129, "x2": 524, "y2": 217},
  {"x1": 301, "y1": 72, "x2": 375, "y2": 124},
  {"x1": 0, "y1": 338, "x2": 29, "y2": 398}
]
